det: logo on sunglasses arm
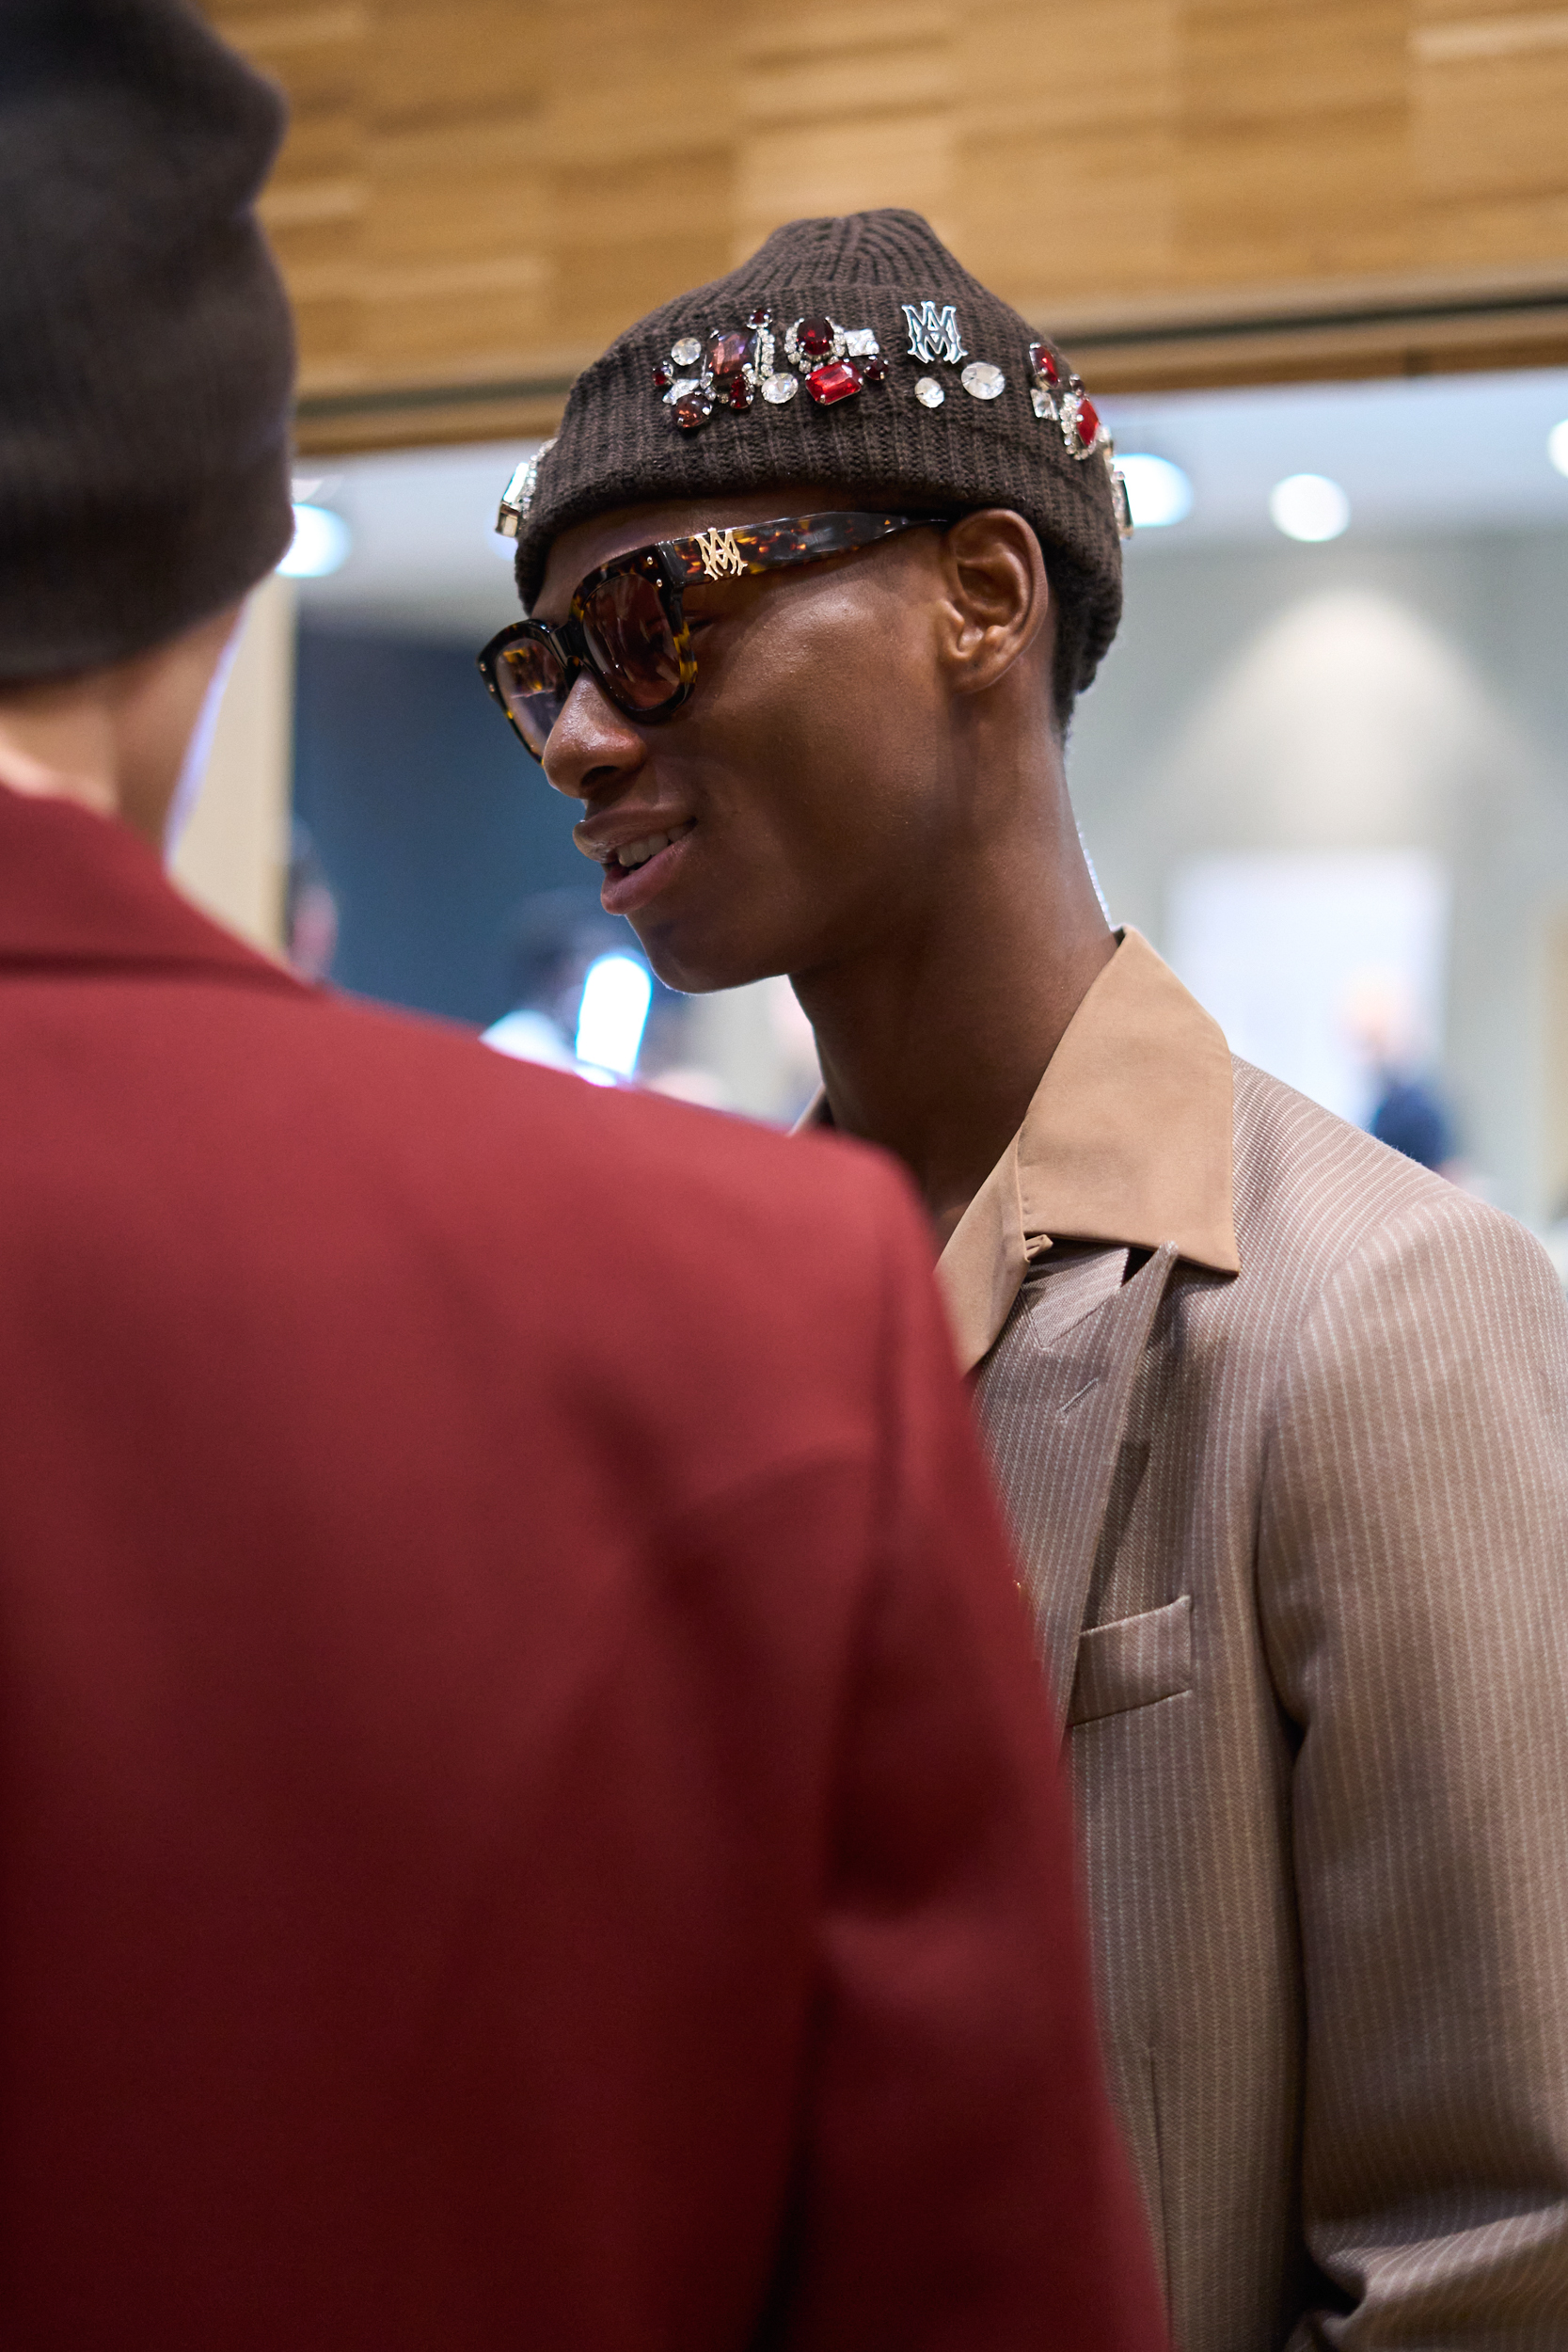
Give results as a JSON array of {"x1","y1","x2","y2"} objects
[{"x1": 695, "y1": 528, "x2": 746, "y2": 580}]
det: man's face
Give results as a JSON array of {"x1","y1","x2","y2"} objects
[{"x1": 533, "y1": 485, "x2": 965, "y2": 994}]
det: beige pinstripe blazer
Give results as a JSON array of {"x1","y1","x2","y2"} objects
[{"x1": 938, "y1": 935, "x2": 1568, "y2": 2348}]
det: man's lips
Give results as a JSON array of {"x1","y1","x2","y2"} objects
[
  {"x1": 594, "y1": 822, "x2": 696, "y2": 914},
  {"x1": 573, "y1": 813, "x2": 694, "y2": 869}
]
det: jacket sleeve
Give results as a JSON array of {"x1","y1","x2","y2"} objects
[
  {"x1": 1259, "y1": 1197, "x2": 1568, "y2": 2345},
  {"x1": 775, "y1": 1168, "x2": 1168, "y2": 2352}
]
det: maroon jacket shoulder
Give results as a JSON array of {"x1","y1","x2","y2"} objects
[{"x1": 0, "y1": 788, "x2": 1167, "y2": 2352}]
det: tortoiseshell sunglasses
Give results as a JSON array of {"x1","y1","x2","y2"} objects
[{"x1": 477, "y1": 510, "x2": 952, "y2": 761}]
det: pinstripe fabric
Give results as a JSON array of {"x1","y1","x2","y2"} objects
[{"x1": 975, "y1": 1060, "x2": 1568, "y2": 2349}]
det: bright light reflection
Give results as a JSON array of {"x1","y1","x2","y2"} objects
[
  {"x1": 1118, "y1": 453, "x2": 1193, "y2": 528},
  {"x1": 1549, "y1": 421, "x2": 1568, "y2": 480},
  {"x1": 278, "y1": 503, "x2": 352, "y2": 579},
  {"x1": 1269, "y1": 473, "x2": 1351, "y2": 544},
  {"x1": 575, "y1": 953, "x2": 653, "y2": 1078}
]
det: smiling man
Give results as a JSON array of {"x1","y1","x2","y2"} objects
[{"x1": 487, "y1": 208, "x2": 1568, "y2": 2350}]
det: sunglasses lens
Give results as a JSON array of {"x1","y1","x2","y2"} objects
[
  {"x1": 494, "y1": 636, "x2": 569, "y2": 758},
  {"x1": 579, "y1": 565, "x2": 683, "y2": 711}
]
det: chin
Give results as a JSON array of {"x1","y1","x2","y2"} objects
[{"x1": 631, "y1": 913, "x2": 797, "y2": 998}]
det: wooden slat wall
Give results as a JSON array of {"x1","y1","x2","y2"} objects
[{"x1": 204, "y1": 0, "x2": 1568, "y2": 452}]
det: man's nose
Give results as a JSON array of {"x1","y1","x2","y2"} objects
[{"x1": 542, "y1": 672, "x2": 647, "y2": 804}]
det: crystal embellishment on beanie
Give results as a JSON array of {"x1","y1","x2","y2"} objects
[
  {"x1": 1022, "y1": 337, "x2": 1132, "y2": 538},
  {"x1": 650, "y1": 309, "x2": 885, "y2": 429},
  {"x1": 496, "y1": 439, "x2": 556, "y2": 537},
  {"x1": 807, "y1": 359, "x2": 861, "y2": 404},
  {"x1": 960, "y1": 361, "x2": 1006, "y2": 400},
  {"x1": 784, "y1": 315, "x2": 843, "y2": 371},
  {"x1": 903, "y1": 303, "x2": 966, "y2": 364},
  {"x1": 1026, "y1": 338, "x2": 1108, "y2": 459},
  {"x1": 914, "y1": 376, "x2": 945, "y2": 408}
]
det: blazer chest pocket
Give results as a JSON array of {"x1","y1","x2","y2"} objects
[{"x1": 1069, "y1": 1595, "x2": 1192, "y2": 1729}]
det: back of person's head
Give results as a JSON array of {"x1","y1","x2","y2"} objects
[{"x1": 0, "y1": 0, "x2": 294, "y2": 686}]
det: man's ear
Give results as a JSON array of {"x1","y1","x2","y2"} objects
[{"x1": 932, "y1": 509, "x2": 1051, "y2": 699}]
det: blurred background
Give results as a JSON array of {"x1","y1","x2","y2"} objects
[{"x1": 181, "y1": 2, "x2": 1568, "y2": 1252}]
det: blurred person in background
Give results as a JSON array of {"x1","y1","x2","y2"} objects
[
  {"x1": 0, "y1": 11, "x2": 1170, "y2": 2349},
  {"x1": 495, "y1": 208, "x2": 1568, "y2": 2349},
  {"x1": 283, "y1": 819, "x2": 340, "y2": 983},
  {"x1": 1342, "y1": 971, "x2": 1464, "y2": 1177}
]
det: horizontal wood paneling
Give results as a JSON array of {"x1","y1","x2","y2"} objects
[{"x1": 204, "y1": 0, "x2": 1568, "y2": 450}]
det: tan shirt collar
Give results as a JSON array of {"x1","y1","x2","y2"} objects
[{"x1": 800, "y1": 930, "x2": 1238, "y2": 1374}]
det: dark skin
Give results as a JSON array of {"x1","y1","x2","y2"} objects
[{"x1": 536, "y1": 484, "x2": 1114, "y2": 1247}]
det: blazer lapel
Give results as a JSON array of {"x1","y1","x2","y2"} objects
[{"x1": 974, "y1": 1240, "x2": 1179, "y2": 1737}]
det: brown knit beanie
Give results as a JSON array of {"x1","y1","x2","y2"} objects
[
  {"x1": 508, "y1": 209, "x2": 1128, "y2": 695},
  {"x1": 0, "y1": 0, "x2": 295, "y2": 683}
]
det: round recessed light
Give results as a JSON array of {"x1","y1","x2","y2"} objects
[
  {"x1": 1549, "y1": 420, "x2": 1568, "y2": 479},
  {"x1": 1269, "y1": 473, "x2": 1350, "y2": 543},
  {"x1": 278, "y1": 503, "x2": 351, "y2": 579},
  {"x1": 1117, "y1": 453, "x2": 1193, "y2": 529}
]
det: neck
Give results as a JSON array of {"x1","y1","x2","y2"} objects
[
  {"x1": 0, "y1": 680, "x2": 120, "y2": 831},
  {"x1": 794, "y1": 739, "x2": 1114, "y2": 1248}
]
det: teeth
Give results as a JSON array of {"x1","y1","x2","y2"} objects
[
  {"x1": 612, "y1": 820, "x2": 693, "y2": 870},
  {"x1": 616, "y1": 832, "x2": 669, "y2": 869}
]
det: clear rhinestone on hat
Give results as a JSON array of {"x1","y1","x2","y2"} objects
[
  {"x1": 961, "y1": 361, "x2": 1006, "y2": 400},
  {"x1": 914, "y1": 376, "x2": 945, "y2": 408},
  {"x1": 762, "y1": 373, "x2": 799, "y2": 404},
  {"x1": 844, "y1": 327, "x2": 879, "y2": 358},
  {"x1": 664, "y1": 377, "x2": 703, "y2": 404},
  {"x1": 1031, "y1": 385, "x2": 1056, "y2": 420},
  {"x1": 671, "y1": 336, "x2": 702, "y2": 368}
]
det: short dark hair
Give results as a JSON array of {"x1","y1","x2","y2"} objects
[{"x1": 1043, "y1": 544, "x2": 1099, "y2": 736}]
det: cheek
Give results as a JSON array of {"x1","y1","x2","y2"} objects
[{"x1": 698, "y1": 592, "x2": 941, "y2": 860}]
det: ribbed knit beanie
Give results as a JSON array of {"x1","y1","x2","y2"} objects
[
  {"x1": 509, "y1": 209, "x2": 1128, "y2": 694},
  {"x1": 0, "y1": 0, "x2": 295, "y2": 683}
]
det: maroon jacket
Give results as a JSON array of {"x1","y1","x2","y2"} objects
[{"x1": 0, "y1": 784, "x2": 1165, "y2": 2351}]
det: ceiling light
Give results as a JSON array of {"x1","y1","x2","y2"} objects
[
  {"x1": 1117, "y1": 453, "x2": 1193, "y2": 529},
  {"x1": 278, "y1": 502, "x2": 352, "y2": 579},
  {"x1": 575, "y1": 953, "x2": 653, "y2": 1079},
  {"x1": 1269, "y1": 473, "x2": 1350, "y2": 543},
  {"x1": 1549, "y1": 420, "x2": 1568, "y2": 479}
]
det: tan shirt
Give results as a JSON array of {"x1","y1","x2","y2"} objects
[{"x1": 803, "y1": 928, "x2": 1240, "y2": 1370}]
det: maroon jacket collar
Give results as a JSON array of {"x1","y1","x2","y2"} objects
[{"x1": 0, "y1": 781, "x2": 303, "y2": 992}]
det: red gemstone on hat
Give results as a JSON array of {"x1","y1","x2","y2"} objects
[
  {"x1": 806, "y1": 359, "x2": 861, "y2": 405},
  {"x1": 652, "y1": 360, "x2": 673, "y2": 389},
  {"x1": 748, "y1": 306, "x2": 768, "y2": 327},
  {"x1": 707, "y1": 328, "x2": 752, "y2": 378},
  {"x1": 799, "y1": 316, "x2": 835, "y2": 358},
  {"x1": 673, "y1": 389, "x2": 713, "y2": 430},
  {"x1": 862, "y1": 354, "x2": 887, "y2": 384},
  {"x1": 725, "y1": 375, "x2": 754, "y2": 411},
  {"x1": 1030, "y1": 341, "x2": 1059, "y2": 385},
  {"x1": 1075, "y1": 394, "x2": 1100, "y2": 448}
]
